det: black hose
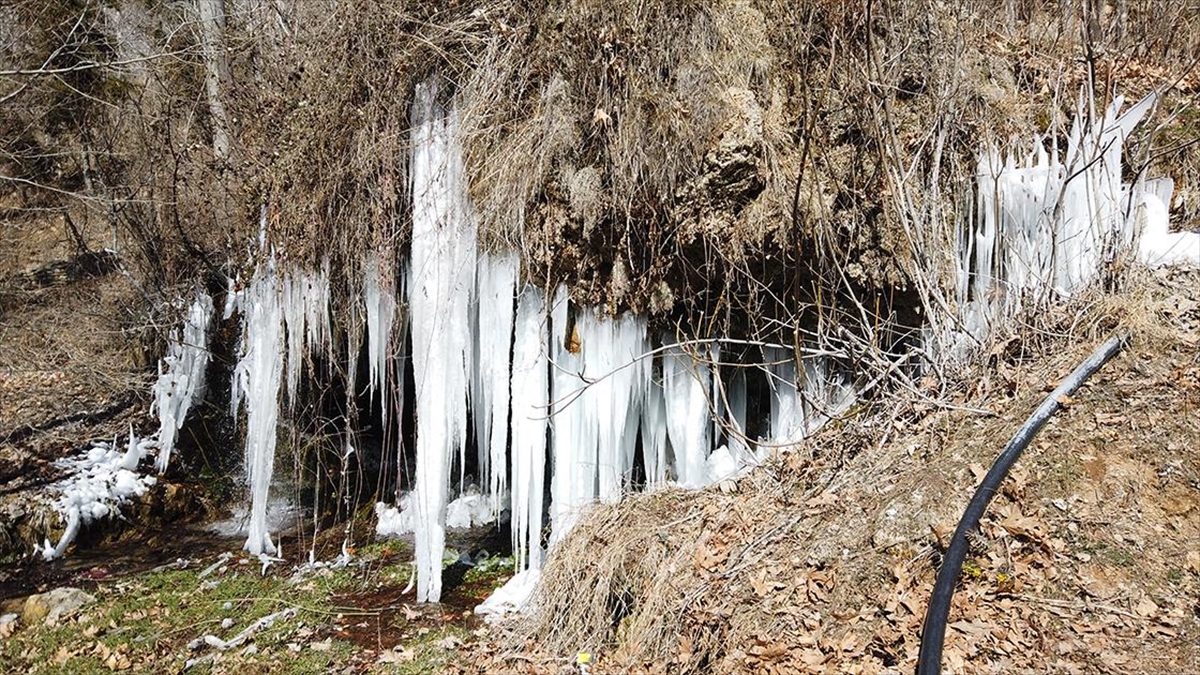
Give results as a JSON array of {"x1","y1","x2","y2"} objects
[{"x1": 916, "y1": 331, "x2": 1129, "y2": 675}]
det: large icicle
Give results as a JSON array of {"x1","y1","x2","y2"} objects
[
  {"x1": 231, "y1": 266, "x2": 285, "y2": 556},
  {"x1": 548, "y1": 286, "x2": 585, "y2": 546},
  {"x1": 408, "y1": 80, "x2": 477, "y2": 602},
  {"x1": 473, "y1": 253, "x2": 518, "y2": 516},
  {"x1": 152, "y1": 291, "x2": 214, "y2": 472},
  {"x1": 281, "y1": 267, "x2": 331, "y2": 406},
  {"x1": 575, "y1": 309, "x2": 647, "y2": 503},
  {"x1": 548, "y1": 296, "x2": 652, "y2": 545},
  {"x1": 763, "y1": 346, "x2": 803, "y2": 444},
  {"x1": 662, "y1": 340, "x2": 714, "y2": 487},
  {"x1": 510, "y1": 287, "x2": 549, "y2": 572},
  {"x1": 640, "y1": 374, "x2": 668, "y2": 486}
]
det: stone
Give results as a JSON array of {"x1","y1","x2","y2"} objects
[{"x1": 20, "y1": 587, "x2": 95, "y2": 626}]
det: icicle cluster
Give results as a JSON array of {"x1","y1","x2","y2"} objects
[
  {"x1": 152, "y1": 292, "x2": 214, "y2": 472},
  {"x1": 229, "y1": 261, "x2": 330, "y2": 556},
  {"x1": 951, "y1": 94, "x2": 1195, "y2": 353},
  {"x1": 373, "y1": 81, "x2": 862, "y2": 604},
  {"x1": 38, "y1": 432, "x2": 158, "y2": 560}
]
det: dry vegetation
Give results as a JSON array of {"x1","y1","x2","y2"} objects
[{"x1": 7, "y1": 0, "x2": 1198, "y2": 337}]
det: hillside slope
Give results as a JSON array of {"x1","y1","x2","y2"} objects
[{"x1": 471, "y1": 269, "x2": 1200, "y2": 674}]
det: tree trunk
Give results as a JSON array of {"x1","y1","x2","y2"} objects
[{"x1": 198, "y1": 0, "x2": 230, "y2": 161}]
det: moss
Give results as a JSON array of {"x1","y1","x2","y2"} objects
[{"x1": 0, "y1": 555, "x2": 432, "y2": 674}]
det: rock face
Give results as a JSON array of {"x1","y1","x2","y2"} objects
[
  {"x1": 18, "y1": 587, "x2": 95, "y2": 626},
  {"x1": 680, "y1": 87, "x2": 766, "y2": 213}
]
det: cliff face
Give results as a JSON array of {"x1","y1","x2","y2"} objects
[{"x1": 1, "y1": 0, "x2": 1198, "y2": 572}]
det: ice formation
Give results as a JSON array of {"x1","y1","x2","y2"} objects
[
  {"x1": 663, "y1": 340, "x2": 714, "y2": 487},
  {"x1": 1137, "y1": 178, "x2": 1200, "y2": 267},
  {"x1": 231, "y1": 266, "x2": 285, "y2": 556},
  {"x1": 445, "y1": 486, "x2": 496, "y2": 529},
  {"x1": 363, "y1": 252, "x2": 398, "y2": 417},
  {"x1": 374, "y1": 496, "x2": 415, "y2": 537},
  {"x1": 407, "y1": 79, "x2": 477, "y2": 602},
  {"x1": 510, "y1": 287, "x2": 549, "y2": 572},
  {"x1": 951, "y1": 94, "x2": 1183, "y2": 350},
  {"x1": 472, "y1": 252, "x2": 519, "y2": 516},
  {"x1": 151, "y1": 292, "x2": 214, "y2": 472},
  {"x1": 38, "y1": 433, "x2": 158, "y2": 560},
  {"x1": 43, "y1": 289, "x2": 217, "y2": 559},
  {"x1": 474, "y1": 569, "x2": 540, "y2": 623},
  {"x1": 282, "y1": 266, "x2": 331, "y2": 406}
]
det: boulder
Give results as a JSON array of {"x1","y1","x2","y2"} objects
[{"x1": 19, "y1": 587, "x2": 95, "y2": 625}]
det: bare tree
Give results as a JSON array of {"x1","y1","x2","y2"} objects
[{"x1": 198, "y1": 0, "x2": 230, "y2": 161}]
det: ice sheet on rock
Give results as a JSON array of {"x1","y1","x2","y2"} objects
[
  {"x1": 474, "y1": 569, "x2": 540, "y2": 623},
  {"x1": 472, "y1": 252, "x2": 518, "y2": 517},
  {"x1": 408, "y1": 79, "x2": 477, "y2": 602},
  {"x1": 151, "y1": 292, "x2": 214, "y2": 473},
  {"x1": 510, "y1": 287, "x2": 549, "y2": 572},
  {"x1": 39, "y1": 434, "x2": 158, "y2": 560}
]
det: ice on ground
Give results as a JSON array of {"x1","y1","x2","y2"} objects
[
  {"x1": 38, "y1": 434, "x2": 158, "y2": 560},
  {"x1": 1137, "y1": 179, "x2": 1200, "y2": 268},
  {"x1": 446, "y1": 487, "x2": 496, "y2": 529},
  {"x1": 474, "y1": 569, "x2": 540, "y2": 623}
]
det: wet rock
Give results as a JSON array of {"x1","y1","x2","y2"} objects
[{"x1": 19, "y1": 587, "x2": 95, "y2": 625}]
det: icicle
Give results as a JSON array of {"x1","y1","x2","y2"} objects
[
  {"x1": 232, "y1": 266, "x2": 285, "y2": 556},
  {"x1": 763, "y1": 346, "x2": 805, "y2": 444},
  {"x1": 640, "y1": 373, "x2": 668, "y2": 486},
  {"x1": 510, "y1": 287, "x2": 549, "y2": 572},
  {"x1": 408, "y1": 80, "x2": 477, "y2": 602},
  {"x1": 576, "y1": 310, "x2": 647, "y2": 502},
  {"x1": 473, "y1": 252, "x2": 518, "y2": 517},
  {"x1": 662, "y1": 340, "x2": 713, "y2": 487},
  {"x1": 364, "y1": 252, "x2": 397, "y2": 421},
  {"x1": 725, "y1": 367, "x2": 749, "y2": 458},
  {"x1": 548, "y1": 286, "x2": 584, "y2": 545},
  {"x1": 151, "y1": 292, "x2": 214, "y2": 473}
]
